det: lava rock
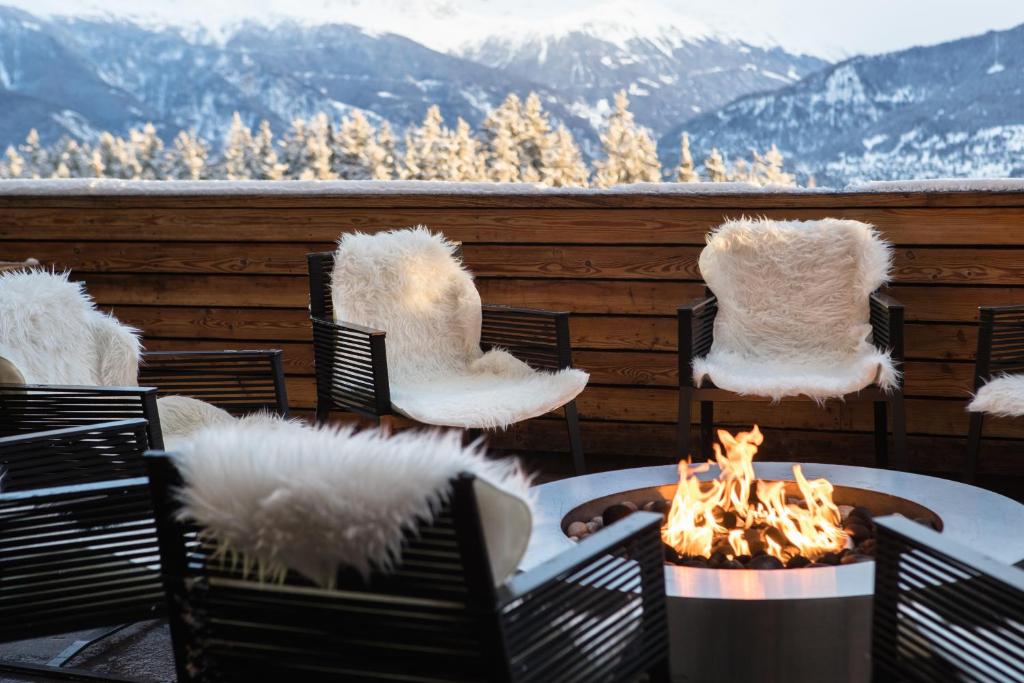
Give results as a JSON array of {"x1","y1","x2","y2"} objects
[
  {"x1": 805, "y1": 562, "x2": 830, "y2": 569},
  {"x1": 719, "y1": 510, "x2": 738, "y2": 528},
  {"x1": 744, "y1": 528, "x2": 766, "y2": 555},
  {"x1": 586, "y1": 521, "x2": 602, "y2": 534},
  {"x1": 662, "y1": 543, "x2": 683, "y2": 564},
  {"x1": 679, "y1": 556, "x2": 708, "y2": 568},
  {"x1": 844, "y1": 523, "x2": 872, "y2": 544},
  {"x1": 721, "y1": 560, "x2": 744, "y2": 569},
  {"x1": 748, "y1": 555, "x2": 785, "y2": 570},
  {"x1": 838, "y1": 504, "x2": 855, "y2": 521},
  {"x1": 848, "y1": 506, "x2": 874, "y2": 524},
  {"x1": 819, "y1": 552, "x2": 842, "y2": 566},
  {"x1": 841, "y1": 553, "x2": 872, "y2": 565},
  {"x1": 651, "y1": 500, "x2": 672, "y2": 517},
  {"x1": 786, "y1": 555, "x2": 811, "y2": 569},
  {"x1": 602, "y1": 504, "x2": 634, "y2": 527},
  {"x1": 566, "y1": 521, "x2": 588, "y2": 538},
  {"x1": 857, "y1": 539, "x2": 877, "y2": 556},
  {"x1": 734, "y1": 554, "x2": 752, "y2": 565},
  {"x1": 621, "y1": 500, "x2": 639, "y2": 512},
  {"x1": 708, "y1": 551, "x2": 728, "y2": 569}
]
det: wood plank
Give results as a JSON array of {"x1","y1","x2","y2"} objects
[
  {"x1": 82, "y1": 273, "x2": 308, "y2": 308},
  {"x1": 112, "y1": 305, "x2": 312, "y2": 341},
  {"x1": 6, "y1": 207, "x2": 1024, "y2": 245},
  {"x1": 887, "y1": 286, "x2": 1024, "y2": 322}
]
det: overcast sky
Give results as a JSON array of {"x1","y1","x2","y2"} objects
[{"x1": 8, "y1": 0, "x2": 1024, "y2": 58}]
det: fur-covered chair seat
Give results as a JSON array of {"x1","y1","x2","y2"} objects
[
  {"x1": 0, "y1": 270, "x2": 280, "y2": 447},
  {"x1": 170, "y1": 421, "x2": 533, "y2": 586},
  {"x1": 693, "y1": 218, "x2": 898, "y2": 401},
  {"x1": 330, "y1": 228, "x2": 589, "y2": 429},
  {"x1": 968, "y1": 375, "x2": 1024, "y2": 417}
]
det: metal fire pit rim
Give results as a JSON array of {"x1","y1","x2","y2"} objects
[{"x1": 521, "y1": 462, "x2": 1024, "y2": 602}]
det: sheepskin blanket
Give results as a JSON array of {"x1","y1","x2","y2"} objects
[
  {"x1": 693, "y1": 218, "x2": 899, "y2": 401},
  {"x1": 173, "y1": 421, "x2": 533, "y2": 587},
  {"x1": 968, "y1": 374, "x2": 1024, "y2": 417},
  {"x1": 0, "y1": 270, "x2": 253, "y2": 445},
  {"x1": 331, "y1": 227, "x2": 588, "y2": 428}
]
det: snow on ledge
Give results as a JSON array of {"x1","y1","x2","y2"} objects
[
  {"x1": 0, "y1": 178, "x2": 1021, "y2": 197},
  {"x1": 847, "y1": 178, "x2": 1024, "y2": 193},
  {"x1": 0, "y1": 178, "x2": 830, "y2": 196}
]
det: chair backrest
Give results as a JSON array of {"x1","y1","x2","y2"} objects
[
  {"x1": 146, "y1": 452, "x2": 506, "y2": 683},
  {"x1": 326, "y1": 229, "x2": 478, "y2": 383},
  {"x1": 872, "y1": 515, "x2": 1024, "y2": 682},
  {"x1": 699, "y1": 218, "x2": 891, "y2": 360},
  {"x1": 974, "y1": 306, "x2": 1024, "y2": 383},
  {"x1": 0, "y1": 270, "x2": 141, "y2": 387},
  {"x1": 0, "y1": 420, "x2": 162, "y2": 642}
]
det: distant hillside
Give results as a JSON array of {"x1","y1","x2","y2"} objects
[{"x1": 659, "y1": 23, "x2": 1024, "y2": 185}]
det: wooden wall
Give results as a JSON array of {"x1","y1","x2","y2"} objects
[{"x1": 2, "y1": 186, "x2": 1023, "y2": 474}]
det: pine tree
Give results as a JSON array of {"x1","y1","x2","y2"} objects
[
  {"x1": 755, "y1": 144, "x2": 795, "y2": 186},
  {"x1": 403, "y1": 106, "x2": 451, "y2": 181},
  {"x1": 162, "y1": 131, "x2": 207, "y2": 180},
  {"x1": 220, "y1": 112, "x2": 257, "y2": 180},
  {"x1": 51, "y1": 138, "x2": 96, "y2": 178},
  {"x1": 675, "y1": 132, "x2": 699, "y2": 182},
  {"x1": 704, "y1": 148, "x2": 728, "y2": 182},
  {"x1": 542, "y1": 125, "x2": 589, "y2": 187},
  {"x1": 518, "y1": 92, "x2": 553, "y2": 182},
  {"x1": 447, "y1": 117, "x2": 486, "y2": 181},
  {"x1": 254, "y1": 120, "x2": 287, "y2": 180},
  {"x1": 302, "y1": 113, "x2": 338, "y2": 180},
  {"x1": 333, "y1": 111, "x2": 378, "y2": 179},
  {"x1": 593, "y1": 90, "x2": 661, "y2": 187},
  {"x1": 482, "y1": 94, "x2": 524, "y2": 183},
  {"x1": 19, "y1": 129, "x2": 54, "y2": 178},
  {"x1": 129, "y1": 123, "x2": 164, "y2": 179},
  {"x1": 370, "y1": 121, "x2": 398, "y2": 180},
  {"x1": 728, "y1": 157, "x2": 755, "y2": 184},
  {"x1": 95, "y1": 132, "x2": 141, "y2": 179},
  {"x1": 279, "y1": 118, "x2": 310, "y2": 180},
  {"x1": 1, "y1": 146, "x2": 25, "y2": 178}
]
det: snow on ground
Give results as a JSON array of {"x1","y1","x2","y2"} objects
[{"x1": 848, "y1": 179, "x2": 1024, "y2": 192}]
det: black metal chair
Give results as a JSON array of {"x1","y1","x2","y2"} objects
[
  {"x1": 146, "y1": 451, "x2": 669, "y2": 682},
  {"x1": 0, "y1": 419, "x2": 162, "y2": 682},
  {"x1": 872, "y1": 514, "x2": 1024, "y2": 682},
  {"x1": 307, "y1": 250, "x2": 586, "y2": 474},
  {"x1": 964, "y1": 304, "x2": 1024, "y2": 482},
  {"x1": 678, "y1": 289, "x2": 907, "y2": 468}
]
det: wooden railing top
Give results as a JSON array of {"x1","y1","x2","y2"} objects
[{"x1": 1, "y1": 179, "x2": 1024, "y2": 209}]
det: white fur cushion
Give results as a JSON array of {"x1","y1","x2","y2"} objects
[
  {"x1": 694, "y1": 218, "x2": 898, "y2": 401},
  {"x1": 968, "y1": 374, "x2": 1024, "y2": 417},
  {"x1": 330, "y1": 227, "x2": 588, "y2": 428},
  {"x1": 173, "y1": 421, "x2": 533, "y2": 587}
]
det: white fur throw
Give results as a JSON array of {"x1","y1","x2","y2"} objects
[
  {"x1": 330, "y1": 227, "x2": 588, "y2": 428},
  {"x1": 173, "y1": 421, "x2": 533, "y2": 587},
  {"x1": 693, "y1": 218, "x2": 899, "y2": 401},
  {"x1": 968, "y1": 374, "x2": 1024, "y2": 417},
  {"x1": 0, "y1": 270, "x2": 259, "y2": 444}
]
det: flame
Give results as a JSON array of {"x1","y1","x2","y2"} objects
[{"x1": 662, "y1": 425, "x2": 846, "y2": 564}]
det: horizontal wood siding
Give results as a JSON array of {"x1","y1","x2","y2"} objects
[{"x1": 2, "y1": 188, "x2": 1023, "y2": 474}]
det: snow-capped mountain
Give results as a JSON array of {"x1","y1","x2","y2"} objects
[
  {"x1": 459, "y1": 5, "x2": 826, "y2": 140},
  {"x1": 0, "y1": 2, "x2": 824, "y2": 156},
  {"x1": 659, "y1": 23, "x2": 1024, "y2": 185}
]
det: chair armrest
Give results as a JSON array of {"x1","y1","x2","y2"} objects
[
  {"x1": 869, "y1": 291, "x2": 905, "y2": 363},
  {"x1": 0, "y1": 384, "x2": 162, "y2": 449},
  {"x1": 0, "y1": 418, "x2": 150, "y2": 492},
  {"x1": 311, "y1": 316, "x2": 391, "y2": 419},
  {"x1": 140, "y1": 350, "x2": 288, "y2": 417},
  {"x1": 678, "y1": 294, "x2": 717, "y2": 389},
  {"x1": 481, "y1": 304, "x2": 572, "y2": 370},
  {"x1": 496, "y1": 513, "x2": 668, "y2": 682}
]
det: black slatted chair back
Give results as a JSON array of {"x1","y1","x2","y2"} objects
[
  {"x1": 138, "y1": 351, "x2": 288, "y2": 417},
  {"x1": 872, "y1": 515, "x2": 1024, "y2": 682},
  {"x1": 0, "y1": 384, "x2": 162, "y2": 448},
  {"x1": 976, "y1": 306, "x2": 1024, "y2": 380},
  {"x1": 146, "y1": 452, "x2": 504, "y2": 683},
  {"x1": 0, "y1": 420, "x2": 163, "y2": 642}
]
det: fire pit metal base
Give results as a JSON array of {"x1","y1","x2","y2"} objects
[{"x1": 522, "y1": 463, "x2": 1024, "y2": 683}]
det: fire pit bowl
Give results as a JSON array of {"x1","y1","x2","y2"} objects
[{"x1": 521, "y1": 463, "x2": 1024, "y2": 683}]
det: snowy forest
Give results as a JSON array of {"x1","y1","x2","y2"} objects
[{"x1": 0, "y1": 91, "x2": 796, "y2": 187}]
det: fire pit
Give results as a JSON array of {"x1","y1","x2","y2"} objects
[{"x1": 521, "y1": 428, "x2": 1024, "y2": 683}]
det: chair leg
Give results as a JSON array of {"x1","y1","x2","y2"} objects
[
  {"x1": 965, "y1": 412, "x2": 984, "y2": 484},
  {"x1": 678, "y1": 385, "x2": 693, "y2": 461},
  {"x1": 315, "y1": 398, "x2": 330, "y2": 426},
  {"x1": 700, "y1": 401, "x2": 714, "y2": 460},
  {"x1": 890, "y1": 390, "x2": 908, "y2": 471},
  {"x1": 564, "y1": 400, "x2": 586, "y2": 475},
  {"x1": 873, "y1": 400, "x2": 889, "y2": 468}
]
